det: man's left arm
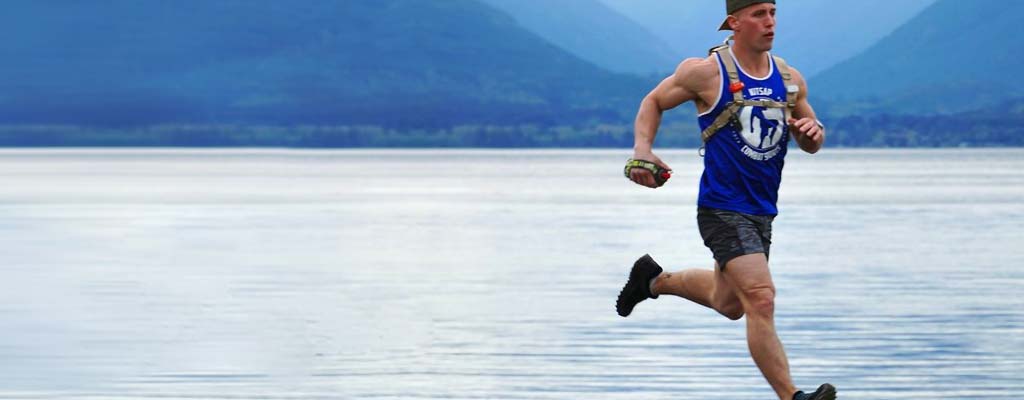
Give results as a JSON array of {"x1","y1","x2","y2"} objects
[{"x1": 786, "y1": 67, "x2": 824, "y2": 154}]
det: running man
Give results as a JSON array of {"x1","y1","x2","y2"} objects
[{"x1": 615, "y1": 1, "x2": 835, "y2": 399}]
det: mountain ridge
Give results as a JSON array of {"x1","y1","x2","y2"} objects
[
  {"x1": 811, "y1": 0, "x2": 1021, "y2": 115},
  {"x1": 0, "y1": 0, "x2": 649, "y2": 127},
  {"x1": 482, "y1": 0, "x2": 678, "y2": 75}
]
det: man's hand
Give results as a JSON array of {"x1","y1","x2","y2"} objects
[
  {"x1": 629, "y1": 150, "x2": 672, "y2": 188},
  {"x1": 788, "y1": 117, "x2": 824, "y2": 154}
]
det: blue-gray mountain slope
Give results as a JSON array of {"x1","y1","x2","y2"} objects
[
  {"x1": 812, "y1": 0, "x2": 1021, "y2": 114},
  {"x1": 0, "y1": 0, "x2": 647, "y2": 127},
  {"x1": 481, "y1": 0, "x2": 678, "y2": 75}
]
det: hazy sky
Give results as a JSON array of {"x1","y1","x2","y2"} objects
[{"x1": 597, "y1": 0, "x2": 937, "y2": 77}]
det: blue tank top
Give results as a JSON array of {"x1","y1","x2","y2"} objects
[{"x1": 697, "y1": 48, "x2": 790, "y2": 216}]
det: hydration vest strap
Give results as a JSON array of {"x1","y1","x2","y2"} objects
[
  {"x1": 702, "y1": 102, "x2": 741, "y2": 142},
  {"x1": 700, "y1": 40, "x2": 800, "y2": 143},
  {"x1": 773, "y1": 55, "x2": 795, "y2": 95},
  {"x1": 716, "y1": 47, "x2": 745, "y2": 105},
  {"x1": 772, "y1": 55, "x2": 798, "y2": 124},
  {"x1": 701, "y1": 99, "x2": 790, "y2": 142}
]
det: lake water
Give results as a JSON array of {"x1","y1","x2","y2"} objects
[{"x1": 0, "y1": 148, "x2": 1021, "y2": 399}]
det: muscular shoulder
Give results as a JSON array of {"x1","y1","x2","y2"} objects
[{"x1": 672, "y1": 55, "x2": 720, "y2": 93}]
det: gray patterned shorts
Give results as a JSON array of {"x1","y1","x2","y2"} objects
[{"x1": 697, "y1": 207, "x2": 775, "y2": 268}]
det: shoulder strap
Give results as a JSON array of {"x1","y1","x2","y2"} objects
[
  {"x1": 772, "y1": 55, "x2": 796, "y2": 102},
  {"x1": 715, "y1": 47, "x2": 745, "y2": 104},
  {"x1": 700, "y1": 47, "x2": 743, "y2": 142},
  {"x1": 772, "y1": 55, "x2": 792, "y2": 80},
  {"x1": 771, "y1": 55, "x2": 798, "y2": 124}
]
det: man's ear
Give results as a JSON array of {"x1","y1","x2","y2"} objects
[{"x1": 727, "y1": 15, "x2": 739, "y2": 31}]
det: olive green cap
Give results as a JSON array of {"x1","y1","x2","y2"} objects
[{"x1": 718, "y1": 0, "x2": 776, "y2": 30}]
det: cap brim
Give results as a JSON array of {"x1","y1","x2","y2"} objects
[{"x1": 718, "y1": 16, "x2": 731, "y2": 31}]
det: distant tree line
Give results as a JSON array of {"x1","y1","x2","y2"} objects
[
  {"x1": 0, "y1": 113, "x2": 1021, "y2": 148},
  {"x1": 825, "y1": 113, "x2": 1021, "y2": 147}
]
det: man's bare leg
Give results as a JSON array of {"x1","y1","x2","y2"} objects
[
  {"x1": 618, "y1": 254, "x2": 833, "y2": 399},
  {"x1": 651, "y1": 265, "x2": 745, "y2": 320},
  {"x1": 650, "y1": 254, "x2": 797, "y2": 400},
  {"x1": 722, "y1": 253, "x2": 797, "y2": 400}
]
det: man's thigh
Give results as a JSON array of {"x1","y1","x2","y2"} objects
[{"x1": 722, "y1": 253, "x2": 775, "y2": 294}]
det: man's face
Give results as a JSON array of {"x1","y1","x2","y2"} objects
[{"x1": 731, "y1": 3, "x2": 776, "y2": 51}]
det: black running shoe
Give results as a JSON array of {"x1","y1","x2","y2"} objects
[
  {"x1": 793, "y1": 383, "x2": 837, "y2": 400},
  {"x1": 615, "y1": 254, "x2": 663, "y2": 317}
]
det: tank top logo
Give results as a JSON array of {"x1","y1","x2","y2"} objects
[{"x1": 736, "y1": 92, "x2": 785, "y2": 161}]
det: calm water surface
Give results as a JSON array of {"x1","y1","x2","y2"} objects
[{"x1": 0, "y1": 148, "x2": 1021, "y2": 399}]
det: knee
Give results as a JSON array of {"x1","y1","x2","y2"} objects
[{"x1": 742, "y1": 287, "x2": 776, "y2": 318}]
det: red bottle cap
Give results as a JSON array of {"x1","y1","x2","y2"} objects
[
  {"x1": 729, "y1": 82, "x2": 745, "y2": 93},
  {"x1": 660, "y1": 171, "x2": 671, "y2": 180}
]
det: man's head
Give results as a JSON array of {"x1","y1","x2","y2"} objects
[{"x1": 719, "y1": 0, "x2": 777, "y2": 51}]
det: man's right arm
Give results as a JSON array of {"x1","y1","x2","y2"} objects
[{"x1": 630, "y1": 57, "x2": 713, "y2": 188}]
